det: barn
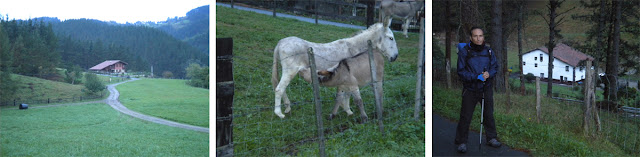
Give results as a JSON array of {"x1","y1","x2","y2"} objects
[
  {"x1": 522, "y1": 43, "x2": 594, "y2": 84},
  {"x1": 90, "y1": 60, "x2": 128, "y2": 73}
]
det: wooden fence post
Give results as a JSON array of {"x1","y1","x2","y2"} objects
[
  {"x1": 216, "y1": 38, "x2": 234, "y2": 157},
  {"x1": 536, "y1": 77, "x2": 541, "y2": 123},
  {"x1": 315, "y1": 0, "x2": 318, "y2": 24},
  {"x1": 272, "y1": 0, "x2": 277, "y2": 17},
  {"x1": 307, "y1": 47, "x2": 326, "y2": 157},
  {"x1": 583, "y1": 60, "x2": 592, "y2": 135},
  {"x1": 368, "y1": 40, "x2": 384, "y2": 134},
  {"x1": 414, "y1": 17, "x2": 425, "y2": 121}
]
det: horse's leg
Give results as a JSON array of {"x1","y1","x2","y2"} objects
[
  {"x1": 274, "y1": 70, "x2": 297, "y2": 118},
  {"x1": 329, "y1": 88, "x2": 346, "y2": 120},
  {"x1": 403, "y1": 17, "x2": 410, "y2": 38},
  {"x1": 283, "y1": 92, "x2": 291, "y2": 113},
  {"x1": 350, "y1": 87, "x2": 368, "y2": 123},
  {"x1": 338, "y1": 86, "x2": 353, "y2": 116}
]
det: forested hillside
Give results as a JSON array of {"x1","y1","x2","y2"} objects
[
  {"x1": 52, "y1": 19, "x2": 208, "y2": 78},
  {"x1": 146, "y1": 5, "x2": 209, "y2": 54}
]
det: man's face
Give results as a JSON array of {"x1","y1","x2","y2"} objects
[{"x1": 470, "y1": 28, "x2": 484, "y2": 45}]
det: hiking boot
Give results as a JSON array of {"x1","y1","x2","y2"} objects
[
  {"x1": 457, "y1": 143, "x2": 467, "y2": 153},
  {"x1": 487, "y1": 138, "x2": 502, "y2": 148}
]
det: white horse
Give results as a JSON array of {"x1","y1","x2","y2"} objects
[
  {"x1": 316, "y1": 49, "x2": 387, "y2": 122},
  {"x1": 272, "y1": 23, "x2": 398, "y2": 119},
  {"x1": 379, "y1": 0, "x2": 424, "y2": 38}
]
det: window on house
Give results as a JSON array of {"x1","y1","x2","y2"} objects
[
  {"x1": 541, "y1": 73, "x2": 544, "y2": 78},
  {"x1": 540, "y1": 54, "x2": 543, "y2": 62},
  {"x1": 523, "y1": 62, "x2": 526, "y2": 66},
  {"x1": 535, "y1": 63, "x2": 537, "y2": 67},
  {"x1": 566, "y1": 66, "x2": 569, "y2": 72},
  {"x1": 535, "y1": 57, "x2": 537, "y2": 60}
]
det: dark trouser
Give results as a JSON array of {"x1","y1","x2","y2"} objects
[{"x1": 454, "y1": 87, "x2": 497, "y2": 145}]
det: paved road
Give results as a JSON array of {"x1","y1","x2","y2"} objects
[
  {"x1": 217, "y1": 2, "x2": 368, "y2": 30},
  {"x1": 106, "y1": 78, "x2": 209, "y2": 133},
  {"x1": 433, "y1": 114, "x2": 529, "y2": 156}
]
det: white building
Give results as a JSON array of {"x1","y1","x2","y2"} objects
[{"x1": 522, "y1": 43, "x2": 594, "y2": 84}]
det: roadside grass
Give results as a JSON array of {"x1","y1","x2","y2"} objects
[
  {"x1": 93, "y1": 73, "x2": 130, "y2": 85},
  {"x1": 0, "y1": 103, "x2": 208, "y2": 156},
  {"x1": 1, "y1": 74, "x2": 107, "y2": 108},
  {"x1": 217, "y1": 6, "x2": 424, "y2": 156},
  {"x1": 117, "y1": 78, "x2": 209, "y2": 127},
  {"x1": 433, "y1": 84, "x2": 631, "y2": 156}
]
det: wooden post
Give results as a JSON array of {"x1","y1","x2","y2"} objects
[
  {"x1": 414, "y1": 17, "x2": 425, "y2": 121},
  {"x1": 368, "y1": 40, "x2": 384, "y2": 133},
  {"x1": 216, "y1": 38, "x2": 234, "y2": 157},
  {"x1": 307, "y1": 47, "x2": 326, "y2": 157},
  {"x1": 231, "y1": 0, "x2": 234, "y2": 8},
  {"x1": 536, "y1": 77, "x2": 541, "y2": 123},
  {"x1": 273, "y1": 0, "x2": 277, "y2": 17},
  {"x1": 314, "y1": 0, "x2": 318, "y2": 24},
  {"x1": 583, "y1": 60, "x2": 592, "y2": 136}
]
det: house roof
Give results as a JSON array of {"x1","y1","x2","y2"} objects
[
  {"x1": 526, "y1": 43, "x2": 594, "y2": 67},
  {"x1": 89, "y1": 60, "x2": 128, "y2": 70}
]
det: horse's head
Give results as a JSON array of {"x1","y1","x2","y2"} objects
[{"x1": 373, "y1": 23, "x2": 399, "y2": 62}]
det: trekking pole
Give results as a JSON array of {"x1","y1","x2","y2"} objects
[{"x1": 480, "y1": 68, "x2": 486, "y2": 151}]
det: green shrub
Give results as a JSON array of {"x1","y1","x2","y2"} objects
[
  {"x1": 524, "y1": 73, "x2": 536, "y2": 83},
  {"x1": 185, "y1": 63, "x2": 209, "y2": 89},
  {"x1": 83, "y1": 73, "x2": 104, "y2": 95}
]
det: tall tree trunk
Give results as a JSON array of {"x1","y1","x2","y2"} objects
[
  {"x1": 501, "y1": 1, "x2": 510, "y2": 110},
  {"x1": 518, "y1": 0, "x2": 525, "y2": 95},
  {"x1": 458, "y1": 0, "x2": 484, "y2": 43},
  {"x1": 608, "y1": 0, "x2": 620, "y2": 102},
  {"x1": 492, "y1": 0, "x2": 505, "y2": 93},
  {"x1": 547, "y1": 0, "x2": 558, "y2": 97},
  {"x1": 595, "y1": 0, "x2": 604, "y2": 100},
  {"x1": 603, "y1": 0, "x2": 615, "y2": 101},
  {"x1": 445, "y1": 0, "x2": 452, "y2": 89}
]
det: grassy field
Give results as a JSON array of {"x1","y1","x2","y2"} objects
[
  {"x1": 433, "y1": 83, "x2": 638, "y2": 156},
  {"x1": 217, "y1": 6, "x2": 424, "y2": 156},
  {"x1": 0, "y1": 103, "x2": 208, "y2": 156},
  {"x1": 117, "y1": 78, "x2": 209, "y2": 127}
]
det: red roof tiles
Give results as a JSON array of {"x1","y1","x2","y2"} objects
[{"x1": 532, "y1": 43, "x2": 594, "y2": 67}]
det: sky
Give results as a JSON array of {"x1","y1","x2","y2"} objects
[{"x1": 0, "y1": 0, "x2": 210, "y2": 23}]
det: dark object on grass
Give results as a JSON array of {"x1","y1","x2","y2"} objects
[{"x1": 19, "y1": 104, "x2": 28, "y2": 110}]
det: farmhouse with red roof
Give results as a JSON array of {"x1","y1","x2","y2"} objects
[
  {"x1": 522, "y1": 43, "x2": 594, "y2": 83},
  {"x1": 90, "y1": 60, "x2": 128, "y2": 73}
]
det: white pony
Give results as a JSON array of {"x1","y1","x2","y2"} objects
[
  {"x1": 379, "y1": 0, "x2": 424, "y2": 38},
  {"x1": 272, "y1": 23, "x2": 398, "y2": 118}
]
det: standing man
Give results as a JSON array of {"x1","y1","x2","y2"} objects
[{"x1": 455, "y1": 26, "x2": 501, "y2": 153}]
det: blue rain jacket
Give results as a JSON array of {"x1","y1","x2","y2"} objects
[{"x1": 457, "y1": 43, "x2": 499, "y2": 92}]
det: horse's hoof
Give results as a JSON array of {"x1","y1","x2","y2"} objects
[
  {"x1": 275, "y1": 113, "x2": 285, "y2": 119},
  {"x1": 284, "y1": 107, "x2": 291, "y2": 113},
  {"x1": 360, "y1": 116, "x2": 368, "y2": 124}
]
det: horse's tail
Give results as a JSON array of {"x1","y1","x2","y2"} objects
[{"x1": 271, "y1": 45, "x2": 280, "y2": 91}]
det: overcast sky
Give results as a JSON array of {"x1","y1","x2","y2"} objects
[{"x1": 0, "y1": 0, "x2": 210, "y2": 23}]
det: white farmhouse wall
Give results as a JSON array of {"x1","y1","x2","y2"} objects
[{"x1": 522, "y1": 50, "x2": 587, "y2": 82}]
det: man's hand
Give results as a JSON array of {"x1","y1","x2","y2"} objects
[{"x1": 483, "y1": 71, "x2": 489, "y2": 80}]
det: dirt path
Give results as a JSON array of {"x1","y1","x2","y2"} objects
[
  {"x1": 106, "y1": 78, "x2": 209, "y2": 133},
  {"x1": 433, "y1": 114, "x2": 529, "y2": 156}
]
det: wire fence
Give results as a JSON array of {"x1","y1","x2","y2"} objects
[
  {"x1": 433, "y1": 60, "x2": 640, "y2": 155},
  {"x1": 218, "y1": 0, "x2": 422, "y2": 31},
  {"x1": 0, "y1": 92, "x2": 105, "y2": 107},
  {"x1": 217, "y1": 39, "x2": 424, "y2": 156}
]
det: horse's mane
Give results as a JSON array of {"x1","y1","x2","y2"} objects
[{"x1": 350, "y1": 23, "x2": 384, "y2": 37}]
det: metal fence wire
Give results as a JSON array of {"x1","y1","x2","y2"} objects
[
  {"x1": 221, "y1": 45, "x2": 422, "y2": 156},
  {"x1": 218, "y1": 0, "x2": 422, "y2": 31},
  {"x1": 433, "y1": 60, "x2": 640, "y2": 155}
]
